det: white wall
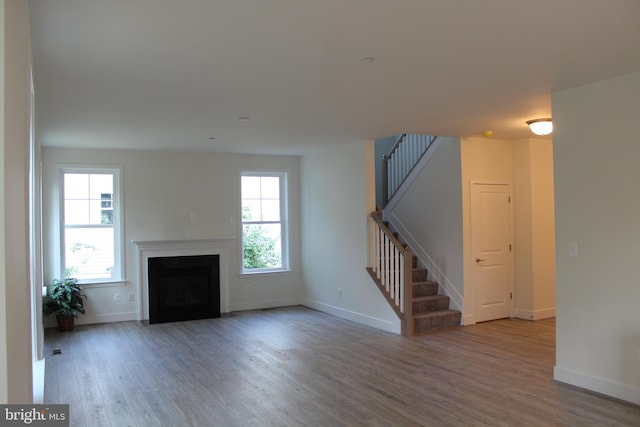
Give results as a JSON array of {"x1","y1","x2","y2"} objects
[
  {"x1": 41, "y1": 148, "x2": 302, "y2": 325},
  {"x1": 513, "y1": 138, "x2": 556, "y2": 320},
  {"x1": 383, "y1": 137, "x2": 464, "y2": 313},
  {"x1": 300, "y1": 140, "x2": 400, "y2": 333},
  {"x1": 553, "y1": 71, "x2": 640, "y2": 405},
  {"x1": 0, "y1": 0, "x2": 32, "y2": 403}
]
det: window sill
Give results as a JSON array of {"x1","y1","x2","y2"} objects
[
  {"x1": 76, "y1": 280, "x2": 129, "y2": 288},
  {"x1": 239, "y1": 269, "x2": 291, "y2": 278}
]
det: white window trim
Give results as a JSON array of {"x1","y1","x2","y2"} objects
[
  {"x1": 240, "y1": 170, "x2": 290, "y2": 275},
  {"x1": 58, "y1": 165, "x2": 125, "y2": 285}
]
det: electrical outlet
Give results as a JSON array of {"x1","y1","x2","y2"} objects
[
  {"x1": 128, "y1": 293, "x2": 134, "y2": 302},
  {"x1": 114, "y1": 293, "x2": 121, "y2": 303},
  {"x1": 190, "y1": 212, "x2": 197, "y2": 222},
  {"x1": 246, "y1": 284, "x2": 252, "y2": 292}
]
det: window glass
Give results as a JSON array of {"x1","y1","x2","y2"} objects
[{"x1": 62, "y1": 170, "x2": 122, "y2": 282}]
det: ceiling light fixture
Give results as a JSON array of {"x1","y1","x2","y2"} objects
[
  {"x1": 526, "y1": 118, "x2": 553, "y2": 136},
  {"x1": 361, "y1": 57, "x2": 376, "y2": 63},
  {"x1": 237, "y1": 117, "x2": 250, "y2": 122}
]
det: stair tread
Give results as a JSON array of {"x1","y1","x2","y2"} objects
[
  {"x1": 413, "y1": 309, "x2": 461, "y2": 319},
  {"x1": 413, "y1": 295, "x2": 448, "y2": 302},
  {"x1": 413, "y1": 280, "x2": 437, "y2": 285}
]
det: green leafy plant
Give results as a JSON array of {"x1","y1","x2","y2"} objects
[
  {"x1": 241, "y1": 205, "x2": 281, "y2": 269},
  {"x1": 43, "y1": 277, "x2": 87, "y2": 319},
  {"x1": 243, "y1": 224, "x2": 280, "y2": 269}
]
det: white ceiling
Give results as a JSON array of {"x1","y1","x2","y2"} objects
[{"x1": 30, "y1": 0, "x2": 640, "y2": 155}]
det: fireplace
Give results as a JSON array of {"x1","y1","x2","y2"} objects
[
  {"x1": 147, "y1": 254, "x2": 221, "y2": 324},
  {"x1": 134, "y1": 239, "x2": 232, "y2": 322}
]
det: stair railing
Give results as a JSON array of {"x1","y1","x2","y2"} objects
[
  {"x1": 366, "y1": 211, "x2": 413, "y2": 336},
  {"x1": 382, "y1": 134, "x2": 437, "y2": 207}
]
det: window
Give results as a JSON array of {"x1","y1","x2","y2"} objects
[
  {"x1": 241, "y1": 172, "x2": 288, "y2": 273},
  {"x1": 61, "y1": 168, "x2": 123, "y2": 283}
]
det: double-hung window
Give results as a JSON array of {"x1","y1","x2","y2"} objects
[
  {"x1": 241, "y1": 172, "x2": 288, "y2": 273},
  {"x1": 61, "y1": 168, "x2": 123, "y2": 283}
]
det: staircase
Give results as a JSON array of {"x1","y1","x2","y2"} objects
[
  {"x1": 367, "y1": 212, "x2": 461, "y2": 335},
  {"x1": 368, "y1": 133, "x2": 460, "y2": 335},
  {"x1": 409, "y1": 255, "x2": 461, "y2": 333}
]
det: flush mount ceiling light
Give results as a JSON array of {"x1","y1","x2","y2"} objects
[
  {"x1": 237, "y1": 117, "x2": 250, "y2": 122},
  {"x1": 526, "y1": 118, "x2": 553, "y2": 136},
  {"x1": 361, "y1": 57, "x2": 376, "y2": 63}
]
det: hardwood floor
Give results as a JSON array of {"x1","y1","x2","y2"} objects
[{"x1": 44, "y1": 306, "x2": 640, "y2": 426}]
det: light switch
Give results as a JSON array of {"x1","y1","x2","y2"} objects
[{"x1": 568, "y1": 242, "x2": 578, "y2": 257}]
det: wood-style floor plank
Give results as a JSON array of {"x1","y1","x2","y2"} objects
[{"x1": 44, "y1": 306, "x2": 640, "y2": 426}]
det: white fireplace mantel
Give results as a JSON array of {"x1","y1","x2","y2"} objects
[{"x1": 133, "y1": 238, "x2": 235, "y2": 320}]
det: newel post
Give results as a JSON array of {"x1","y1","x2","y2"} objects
[{"x1": 402, "y1": 248, "x2": 413, "y2": 336}]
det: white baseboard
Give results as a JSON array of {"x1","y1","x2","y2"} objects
[
  {"x1": 302, "y1": 299, "x2": 400, "y2": 334},
  {"x1": 231, "y1": 297, "x2": 302, "y2": 312},
  {"x1": 78, "y1": 312, "x2": 139, "y2": 325},
  {"x1": 554, "y1": 365, "x2": 640, "y2": 406},
  {"x1": 463, "y1": 314, "x2": 475, "y2": 326},
  {"x1": 44, "y1": 311, "x2": 139, "y2": 328},
  {"x1": 514, "y1": 307, "x2": 556, "y2": 320}
]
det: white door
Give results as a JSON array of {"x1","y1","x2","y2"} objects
[{"x1": 471, "y1": 183, "x2": 513, "y2": 322}]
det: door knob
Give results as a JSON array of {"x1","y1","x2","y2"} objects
[{"x1": 475, "y1": 258, "x2": 485, "y2": 263}]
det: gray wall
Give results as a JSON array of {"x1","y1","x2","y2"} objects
[
  {"x1": 383, "y1": 137, "x2": 464, "y2": 313},
  {"x1": 374, "y1": 135, "x2": 399, "y2": 209}
]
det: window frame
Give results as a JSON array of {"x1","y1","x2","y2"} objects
[
  {"x1": 59, "y1": 166, "x2": 125, "y2": 285},
  {"x1": 240, "y1": 170, "x2": 289, "y2": 275}
]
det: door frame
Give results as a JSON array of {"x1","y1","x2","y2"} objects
[{"x1": 469, "y1": 180, "x2": 515, "y2": 323}]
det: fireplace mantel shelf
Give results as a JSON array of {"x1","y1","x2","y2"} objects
[{"x1": 132, "y1": 237, "x2": 235, "y2": 248}]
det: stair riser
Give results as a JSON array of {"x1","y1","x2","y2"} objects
[
  {"x1": 413, "y1": 297, "x2": 450, "y2": 314},
  {"x1": 412, "y1": 268, "x2": 427, "y2": 282},
  {"x1": 414, "y1": 312, "x2": 461, "y2": 333},
  {"x1": 412, "y1": 282, "x2": 438, "y2": 297}
]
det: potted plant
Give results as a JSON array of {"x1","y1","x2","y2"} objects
[{"x1": 43, "y1": 277, "x2": 86, "y2": 331}]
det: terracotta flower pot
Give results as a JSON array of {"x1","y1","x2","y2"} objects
[{"x1": 56, "y1": 315, "x2": 75, "y2": 332}]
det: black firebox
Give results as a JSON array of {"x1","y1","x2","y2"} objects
[{"x1": 148, "y1": 255, "x2": 220, "y2": 324}]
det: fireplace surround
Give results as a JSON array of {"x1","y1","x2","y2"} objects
[
  {"x1": 148, "y1": 254, "x2": 220, "y2": 324},
  {"x1": 134, "y1": 239, "x2": 232, "y2": 322}
]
